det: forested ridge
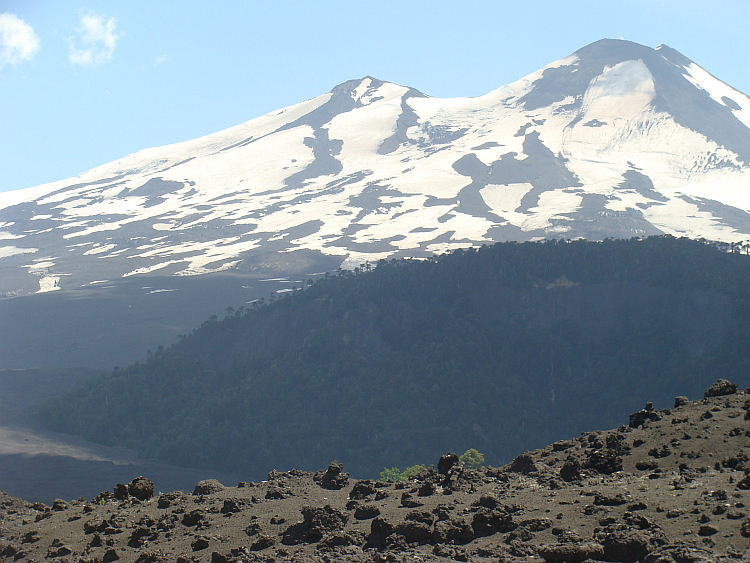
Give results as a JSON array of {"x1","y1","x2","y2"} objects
[{"x1": 41, "y1": 236, "x2": 750, "y2": 479}]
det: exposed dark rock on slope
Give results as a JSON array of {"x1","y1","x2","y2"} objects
[{"x1": 4, "y1": 382, "x2": 750, "y2": 562}]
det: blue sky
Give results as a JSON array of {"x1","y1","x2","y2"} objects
[{"x1": 1, "y1": 0, "x2": 748, "y2": 194}]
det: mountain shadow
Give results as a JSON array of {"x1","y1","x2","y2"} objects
[{"x1": 40, "y1": 236, "x2": 750, "y2": 479}]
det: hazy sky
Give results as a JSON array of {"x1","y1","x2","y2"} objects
[{"x1": 1, "y1": 0, "x2": 748, "y2": 194}]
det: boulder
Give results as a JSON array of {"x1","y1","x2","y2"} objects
[
  {"x1": 597, "y1": 528, "x2": 658, "y2": 563},
  {"x1": 314, "y1": 462, "x2": 349, "y2": 490},
  {"x1": 249, "y1": 534, "x2": 275, "y2": 551},
  {"x1": 400, "y1": 492, "x2": 423, "y2": 508},
  {"x1": 437, "y1": 453, "x2": 459, "y2": 475},
  {"x1": 193, "y1": 479, "x2": 224, "y2": 495},
  {"x1": 46, "y1": 540, "x2": 72, "y2": 558},
  {"x1": 366, "y1": 517, "x2": 394, "y2": 549},
  {"x1": 471, "y1": 507, "x2": 516, "y2": 537},
  {"x1": 220, "y1": 498, "x2": 252, "y2": 515},
  {"x1": 507, "y1": 453, "x2": 536, "y2": 474},
  {"x1": 84, "y1": 516, "x2": 110, "y2": 534},
  {"x1": 182, "y1": 509, "x2": 206, "y2": 527},
  {"x1": 191, "y1": 537, "x2": 209, "y2": 551},
  {"x1": 433, "y1": 517, "x2": 474, "y2": 545},
  {"x1": 418, "y1": 481, "x2": 437, "y2": 496},
  {"x1": 113, "y1": 484, "x2": 129, "y2": 501},
  {"x1": 354, "y1": 504, "x2": 380, "y2": 520},
  {"x1": 394, "y1": 520, "x2": 432, "y2": 544},
  {"x1": 704, "y1": 379, "x2": 737, "y2": 398},
  {"x1": 128, "y1": 477, "x2": 155, "y2": 501},
  {"x1": 295, "y1": 505, "x2": 348, "y2": 542},
  {"x1": 584, "y1": 448, "x2": 622, "y2": 475},
  {"x1": 405, "y1": 510, "x2": 434, "y2": 525},
  {"x1": 538, "y1": 542, "x2": 604, "y2": 563},
  {"x1": 349, "y1": 480, "x2": 376, "y2": 500},
  {"x1": 629, "y1": 403, "x2": 661, "y2": 428},
  {"x1": 559, "y1": 459, "x2": 581, "y2": 482},
  {"x1": 52, "y1": 499, "x2": 69, "y2": 511}
]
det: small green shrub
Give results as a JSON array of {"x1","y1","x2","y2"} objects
[
  {"x1": 378, "y1": 464, "x2": 426, "y2": 481},
  {"x1": 459, "y1": 448, "x2": 485, "y2": 470},
  {"x1": 378, "y1": 467, "x2": 403, "y2": 481},
  {"x1": 401, "y1": 464, "x2": 426, "y2": 479}
]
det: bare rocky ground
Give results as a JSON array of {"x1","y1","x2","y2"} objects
[{"x1": 3, "y1": 380, "x2": 750, "y2": 563}]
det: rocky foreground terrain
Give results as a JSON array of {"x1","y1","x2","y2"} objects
[{"x1": 3, "y1": 380, "x2": 750, "y2": 563}]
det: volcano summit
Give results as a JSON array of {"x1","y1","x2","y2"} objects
[{"x1": 1, "y1": 38, "x2": 750, "y2": 369}]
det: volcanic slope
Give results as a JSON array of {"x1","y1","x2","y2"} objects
[
  {"x1": 40, "y1": 237, "x2": 750, "y2": 480},
  {"x1": 2, "y1": 39, "x2": 750, "y2": 299},
  {"x1": 3, "y1": 380, "x2": 750, "y2": 562}
]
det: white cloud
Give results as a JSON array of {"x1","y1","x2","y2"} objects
[
  {"x1": 0, "y1": 12, "x2": 41, "y2": 69},
  {"x1": 67, "y1": 13, "x2": 120, "y2": 66},
  {"x1": 153, "y1": 54, "x2": 171, "y2": 66}
]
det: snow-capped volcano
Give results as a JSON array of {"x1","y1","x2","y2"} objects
[{"x1": 2, "y1": 39, "x2": 750, "y2": 298}]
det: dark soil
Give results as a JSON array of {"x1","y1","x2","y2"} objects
[{"x1": 3, "y1": 382, "x2": 750, "y2": 562}]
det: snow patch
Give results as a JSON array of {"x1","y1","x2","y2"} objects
[
  {"x1": 481, "y1": 183, "x2": 535, "y2": 215},
  {"x1": 0, "y1": 246, "x2": 38, "y2": 259},
  {"x1": 152, "y1": 222, "x2": 176, "y2": 231},
  {"x1": 38, "y1": 276, "x2": 60, "y2": 292},
  {"x1": 123, "y1": 260, "x2": 182, "y2": 277},
  {"x1": 683, "y1": 63, "x2": 750, "y2": 130},
  {"x1": 84, "y1": 244, "x2": 117, "y2": 256},
  {"x1": 644, "y1": 192, "x2": 745, "y2": 242}
]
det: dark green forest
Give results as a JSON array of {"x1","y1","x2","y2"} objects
[{"x1": 41, "y1": 237, "x2": 750, "y2": 479}]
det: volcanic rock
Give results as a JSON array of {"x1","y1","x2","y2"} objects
[
  {"x1": 192, "y1": 479, "x2": 225, "y2": 495},
  {"x1": 128, "y1": 477, "x2": 155, "y2": 501},
  {"x1": 348, "y1": 479, "x2": 376, "y2": 500},
  {"x1": 437, "y1": 453, "x2": 460, "y2": 475},
  {"x1": 314, "y1": 462, "x2": 349, "y2": 490},
  {"x1": 674, "y1": 396, "x2": 689, "y2": 408},
  {"x1": 704, "y1": 379, "x2": 738, "y2": 398},
  {"x1": 629, "y1": 402, "x2": 662, "y2": 428},
  {"x1": 507, "y1": 453, "x2": 536, "y2": 474}
]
